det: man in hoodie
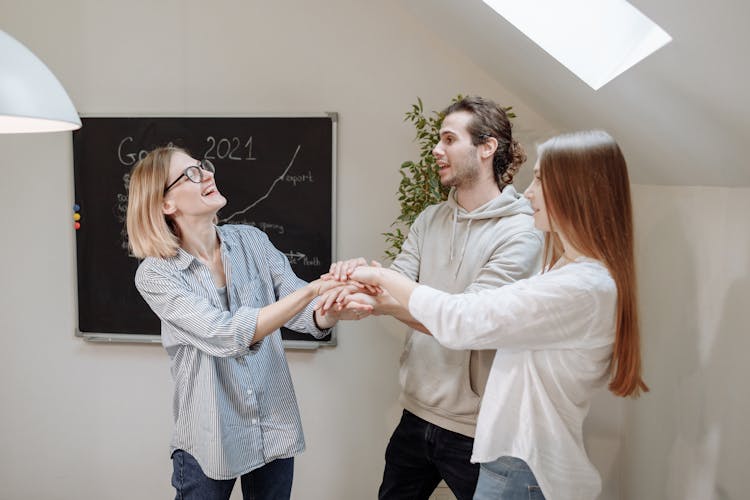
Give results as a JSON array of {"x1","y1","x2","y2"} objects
[{"x1": 326, "y1": 96, "x2": 542, "y2": 500}]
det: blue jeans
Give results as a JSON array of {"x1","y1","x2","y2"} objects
[
  {"x1": 473, "y1": 456, "x2": 544, "y2": 500},
  {"x1": 171, "y1": 449, "x2": 294, "y2": 500},
  {"x1": 378, "y1": 410, "x2": 479, "y2": 500}
]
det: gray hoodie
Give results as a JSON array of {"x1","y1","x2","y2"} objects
[{"x1": 391, "y1": 185, "x2": 542, "y2": 437}]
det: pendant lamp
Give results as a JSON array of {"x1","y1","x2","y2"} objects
[{"x1": 0, "y1": 29, "x2": 81, "y2": 133}]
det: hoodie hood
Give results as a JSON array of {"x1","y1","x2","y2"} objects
[
  {"x1": 445, "y1": 185, "x2": 533, "y2": 267},
  {"x1": 444, "y1": 185, "x2": 533, "y2": 221}
]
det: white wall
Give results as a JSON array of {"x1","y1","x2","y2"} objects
[
  {"x1": 621, "y1": 185, "x2": 750, "y2": 500},
  {"x1": 0, "y1": 1, "x2": 559, "y2": 499},
  {"x1": 9, "y1": 3, "x2": 740, "y2": 500}
]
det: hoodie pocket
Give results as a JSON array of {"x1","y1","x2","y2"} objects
[{"x1": 399, "y1": 335, "x2": 482, "y2": 418}]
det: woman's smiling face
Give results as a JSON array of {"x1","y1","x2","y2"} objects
[{"x1": 163, "y1": 151, "x2": 227, "y2": 218}]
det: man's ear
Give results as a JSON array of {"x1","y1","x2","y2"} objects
[
  {"x1": 480, "y1": 136, "x2": 498, "y2": 160},
  {"x1": 163, "y1": 198, "x2": 177, "y2": 216}
]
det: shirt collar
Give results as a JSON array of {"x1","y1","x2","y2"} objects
[{"x1": 170, "y1": 225, "x2": 231, "y2": 270}]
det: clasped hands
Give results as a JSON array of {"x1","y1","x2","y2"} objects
[{"x1": 314, "y1": 258, "x2": 389, "y2": 320}]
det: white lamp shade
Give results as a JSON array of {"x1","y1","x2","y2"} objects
[{"x1": 0, "y1": 30, "x2": 81, "y2": 133}]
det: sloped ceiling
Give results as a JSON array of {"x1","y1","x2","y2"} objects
[{"x1": 401, "y1": 0, "x2": 749, "y2": 187}]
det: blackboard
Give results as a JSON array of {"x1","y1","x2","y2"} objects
[{"x1": 72, "y1": 115, "x2": 337, "y2": 348}]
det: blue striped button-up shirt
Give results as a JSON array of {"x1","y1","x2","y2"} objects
[{"x1": 135, "y1": 224, "x2": 328, "y2": 480}]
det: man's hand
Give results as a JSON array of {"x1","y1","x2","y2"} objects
[
  {"x1": 324, "y1": 259, "x2": 383, "y2": 293},
  {"x1": 327, "y1": 257, "x2": 368, "y2": 281},
  {"x1": 348, "y1": 265, "x2": 385, "y2": 287}
]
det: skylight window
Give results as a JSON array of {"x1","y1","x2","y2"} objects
[{"x1": 482, "y1": 0, "x2": 672, "y2": 90}]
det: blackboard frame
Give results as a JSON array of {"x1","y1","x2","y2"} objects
[{"x1": 72, "y1": 113, "x2": 338, "y2": 349}]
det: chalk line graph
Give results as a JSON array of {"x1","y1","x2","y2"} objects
[{"x1": 219, "y1": 145, "x2": 301, "y2": 224}]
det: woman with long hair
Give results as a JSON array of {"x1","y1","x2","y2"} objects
[
  {"x1": 336, "y1": 130, "x2": 648, "y2": 500},
  {"x1": 127, "y1": 146, "x2": 348, "y2": 500}
]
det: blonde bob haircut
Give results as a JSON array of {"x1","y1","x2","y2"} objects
[
  {"x1": 537, "y1": 130, "x2": 648, "y2": 398},
  {"x1": 126, "y1": 146, "x2": 185, "y2": 259}
]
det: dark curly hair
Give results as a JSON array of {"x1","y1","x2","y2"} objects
[{"x1": 442, "y1": 96, "x2": 527, "y2": 186}]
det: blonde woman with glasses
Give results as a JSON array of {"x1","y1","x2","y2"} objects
[{"x1": 126, "y1": 146, "x2": 349, "y2": 500}]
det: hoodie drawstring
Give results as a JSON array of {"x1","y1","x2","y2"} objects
[
  {"x1": 454, "y1": 219, "x2": 472, "y2": 278},
  {"x1": 449, "y1": 205, "x2": 458, "y2": 263}
]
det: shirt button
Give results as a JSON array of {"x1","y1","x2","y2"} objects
[
  {"x1": 246, "y1": 389, "x2": 253, "y2": 395},
  {"x1": 252, "y1": 418, "x2": 258, "y2": 425}
]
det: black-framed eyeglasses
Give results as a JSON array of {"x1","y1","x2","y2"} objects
[{"x1": 164, "y1": 159, "x2": 215, "y2": 194}]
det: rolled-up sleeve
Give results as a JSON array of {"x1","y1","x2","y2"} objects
[
  {"x1": 135, "y1": 263, "x2": 258, "y2": 357},
  {"x1": 259, "y1": 231, "x2": 330, "y2": 339}
]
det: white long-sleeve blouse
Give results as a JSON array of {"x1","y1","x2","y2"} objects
[{"x1": 408, "y1": 257, "x2": 617, "y2": 500}]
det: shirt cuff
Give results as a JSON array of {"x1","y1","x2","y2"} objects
[
  {"x1": 235, "y1": 306, "x2": 262, "y2": 354},
  {"x1": 312, "y1": 307, "x2": 333, "y2": 336},
  {"x1": 408, "y1": 285, "x2": 438, "y2": 325}
]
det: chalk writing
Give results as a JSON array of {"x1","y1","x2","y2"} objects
[
  {"x1": 204, "y1": 136, "x2": 256, "y2": 161},
  {"x1": 219, "y1": 145, "x2": 301, "y2": 223},
  {"x1": 283, "y1": 251, "x2": 322, "y2": 267},
  {"x1": 283, "y1": 171, "x2": 314, "y2": 186}
]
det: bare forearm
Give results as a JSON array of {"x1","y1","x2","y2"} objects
[
  {"x1": 253, "y1": 284, "x2": 317, "y2": 344},
  {"x1": 399, "y1": 317, "x2": 430, "y2": 334},
  {"x1": 372, "y1": 269, "x2": 419, "y2": 311},
  {"x1": 376, "y1": 295, "x2": 430, "y2": 334}
]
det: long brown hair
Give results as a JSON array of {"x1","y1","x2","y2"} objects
[{"x1": 538, "y1": 130, "x2": 648, "y2": 397}]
